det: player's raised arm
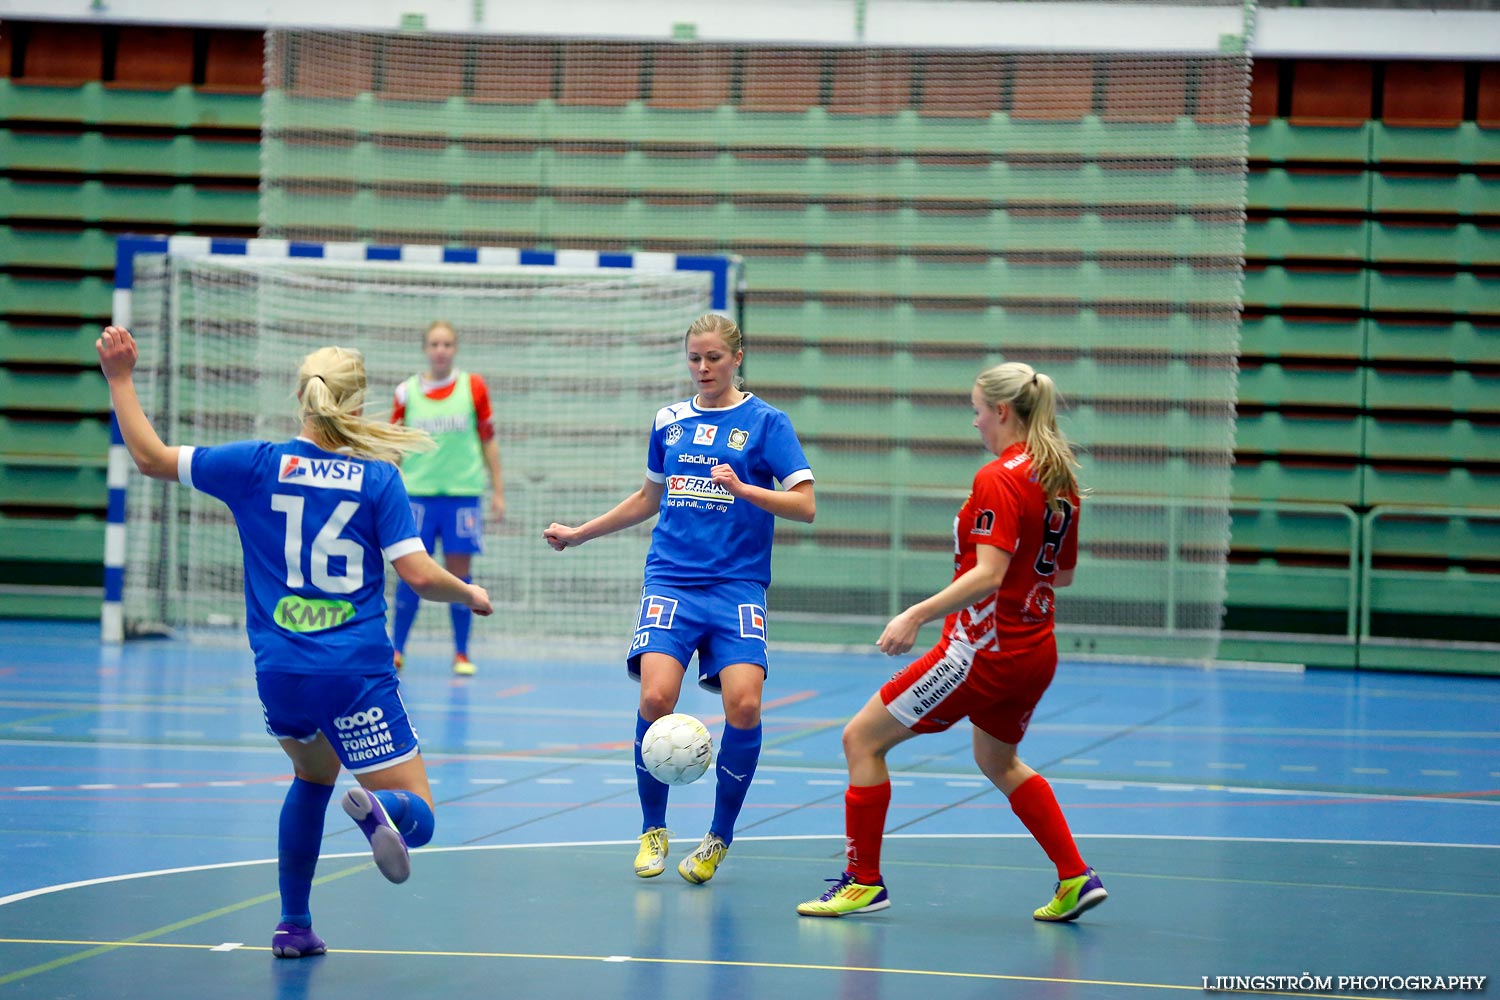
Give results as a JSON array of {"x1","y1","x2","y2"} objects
[{"x1": 96, "y1": 326, "x2": 180, "y2": 482}]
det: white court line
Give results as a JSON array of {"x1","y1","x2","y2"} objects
[{"x1": 5, "y1": 832, "x2": 1499, "y2": 910}]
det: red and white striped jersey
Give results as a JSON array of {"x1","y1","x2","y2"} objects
[{"x1": 945, "y1": 443, "x2": 1080, "y2": 653}]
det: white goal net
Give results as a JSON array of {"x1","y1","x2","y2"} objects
[{"x1": 117, "y1": 245, "x2": 720, "y2": 656}]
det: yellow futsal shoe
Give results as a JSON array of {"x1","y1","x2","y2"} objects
[
  {"x1": 677, "y1": 832, "x2": 729, "y2": 884},
  {"x1": 451, "y1": 654, "x2": 476, "y2": 676},
  {"x1": 1033, "y1": 868, "x2": 1108, "y2": 922},
  {"x1": 634, "y1": 827, "x2": 670, "y2": 878},
  {"x1": 797, "y1": 871, "x2": 890, "y2": 917}
]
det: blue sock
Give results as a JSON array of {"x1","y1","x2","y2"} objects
[
  {"x1": 278, "y1": 777, "x2": 334, "y2": 926},
  {"x1": 449, "y1": 576, "x2": 473, "y2": 656},
  {"x1": 393, "y1": 582, "x2": 420, "y2": 653},
  {"x1": 372, "y1": 789, "x2": 435, "y2": 848},
  {"x1": 635, "y1": 712, "x2": 669, "y2": 833},
  {"x1": 710, "y1": 721, "x2": 762, "y2": 846}
]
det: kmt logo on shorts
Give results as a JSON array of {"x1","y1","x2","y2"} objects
[
  {"x1": 738, "y1": 603, "x2": 767, "y2": 641},
  {"x1": 638, "y1": 595, "x2": 678, "y2": 629}
]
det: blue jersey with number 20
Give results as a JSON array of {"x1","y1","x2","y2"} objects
[{"x1": 179, "y1": 437, "x2": 424, "y2": 675}]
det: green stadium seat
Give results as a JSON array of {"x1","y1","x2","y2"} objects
[
  {"x1": 0, "y1": 320, "x2": 102, "y2": 364},
  {"x1": 0, "y1": 514, "x2": 104, "y2": 562},
  {"x1": 1242, "y1": 264, "x2": 1368, "y2": 311},
  {"x1": 0, "y1": 273, "x2": 112, "y2": 320},
  {"x1": 1370, "y1": 221, "x2": 1500, "y2": 267},
  {"x1": 0, "y1": 177, "x2": 258, "y2": 227},
  {"x1": 0, "y1": 128, "x2": 260, "y2": 178},
  {"x1": 1235, "y1": 412, "x2": 1362, "y2": 456},
  {"x1": 1232, "y1": 457, "x2": 1362, "y2": 505},
  {"x1": 1363, "y1": 415, "x2": 1499, "y2": 462},
  {"x1": 0, "y1": 80, "x2": 262, "y2": 130},
  {"x1": 1368, "y1": 270, "x2": 1499, "y2": 316},
  {"x1": 1372, "y1": 124, "x2": 1500, "y2": 167},
  {"x1": 0, "y1": 462, "x2": 108, "y2": 508},
  {"x1": 1365, "y1": 319, "x2": 1500, "y2": 365},
  {"x1": 1248, "y1": 120, "x2": 1373, "y2": 164},
  {"x1": 1239, "y1": 316, "x2": 1364, "y2": 360},
  {"x1": 1370, "y1": 171, "x2": 1498, "y2": 216},
  {"x1": 0, "y1": 415, "x2": 111, "y2": 461},
  {"x1": 1363, "y1": 466, "x2": 1499, "y2": 507},
  {"x1": 1236, "y1": 359, "x2": 1364, "y2": 407},
  {"x1": 0, "y1": 369, "x2": 109, "y2": 414},
  {"x1": 0, "y1": 226, "x2": 118, "y2": 271},
  {"x1": 1247, "y1": 167, "x2": 1369, "y2": 212},
  {"x1": 1245, "y1": 218, "x2": 1367, "y2": 262},
  {"x1": 1366, "y1": 368, "x2": 1498, "y2": 414}
]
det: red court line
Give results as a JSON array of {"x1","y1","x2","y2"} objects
[{"x1": 492, "y1": 684, "x2": 537, "y2": 699}]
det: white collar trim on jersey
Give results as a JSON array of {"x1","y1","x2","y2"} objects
[
  {"x1": 692, "y1": 391, "x2": 754, "y2": 413},
  {"x1": 420, "y1": 371, "x2": 459, "y2": 392}
]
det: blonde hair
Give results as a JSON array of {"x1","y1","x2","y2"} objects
[
  {"x1": 684, "y1": 313, "x2": 744, "y2": 388},
  {"x1": 975, "y1": 361, "x2": 1085, "y2": 507},
  {"x1": 297, "y1": 346, "x2": 434, "y2": 465},
  {"x1": 424, "y1": 320, "x2": 455, "y2": 345}
]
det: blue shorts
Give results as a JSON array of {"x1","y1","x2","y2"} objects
[
  {"x1": 258, "y1": 671, "x2": 420, "y2": 774},
  {"x1": 410, "y1": 495, "x2": 483, "y2": 557},
  {"x1": 627, "y1": 580, "x2": 770, "y2": 692}
]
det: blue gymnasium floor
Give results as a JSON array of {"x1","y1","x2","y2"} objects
[{"x1": 1, "y1": 620, "x2": 1497, "y2": 999}]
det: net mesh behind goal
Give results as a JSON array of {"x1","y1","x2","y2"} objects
[
  {"x1": 259, "y1": 14, "x2": 1249, "y2": 662},
  {"x1": 121, "y1": 252, "x2": 713, "y2": 652}
]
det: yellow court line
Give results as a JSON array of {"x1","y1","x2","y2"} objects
[
  {"x1": 0, "y1": 863, "x2": 370, "y2": 988},
  {"x1": 0, "y1": 937, "x2": 1394, "y2": 1000}
]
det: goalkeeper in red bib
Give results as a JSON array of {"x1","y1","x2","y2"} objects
[
  {"x1": 390, "y1": 321, "x2": 505, "y2": 676},
  {"x1": 796, "y1": 362, "x2": 1107, "y2": 923}
]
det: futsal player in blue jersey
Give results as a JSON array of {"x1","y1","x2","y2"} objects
[
  {"x1": 544, "y1": 313, "x2": 815, "y2": 885},
  {"x1": 97, "y1": 326, "x2": 492, "y2": 959}
]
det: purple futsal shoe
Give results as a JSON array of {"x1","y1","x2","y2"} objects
[
  {"x1": 341, "y1": 787, "x2": 411, "y2": 884},
  {"x1": 271, "y1": 922, "x2": 326, "y2": 959}
]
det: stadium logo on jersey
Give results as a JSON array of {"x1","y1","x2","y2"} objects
[
  {"x1": 727, "y1": 428, "x2": 749, "y2": 450},
  {"x1": 666, "y1": 476, "x2": 734, "y2": 503},
  {"x1": 278, "y1": 455, "x2": 365, "y2": 491},
  {"x1": 637, "y1": 595, "x2": 679, "y2": 630},
  {"x1": 693, "y1": 424, "x2": 717, "y2": 446},
  {"x1": 677, "y1": 453, "x2": 717, "y2": 466},
  {"x1": 665, "y1": 424, "x2": 683, "y2": 446},
  {"x1": 738, "y1": 604, "x2": 767, "y2": 641}
]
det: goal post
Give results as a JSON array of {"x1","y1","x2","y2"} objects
[{"x1": 102, "y1": 235, "x2": 741, "y2": 647}]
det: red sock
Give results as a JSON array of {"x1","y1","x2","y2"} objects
[
  {"x1": 1008, "y1": 774, "x2": 1087, "y2": 879},
  {"x1": 844, "y1": 781, "x2": 891, "y2": 884}
]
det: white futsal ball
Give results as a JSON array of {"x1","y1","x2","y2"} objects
[{"x1": 641, "y1": 713, "x2": 714, "y2": 785}]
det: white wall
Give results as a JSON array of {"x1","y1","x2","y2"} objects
[{"x1": 2, "y1": 0, "x2": 1498, "y2": 59}]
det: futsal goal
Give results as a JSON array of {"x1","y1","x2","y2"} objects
[{"x1": 102, "y1": 235, "x2": 739, "y2": 653}]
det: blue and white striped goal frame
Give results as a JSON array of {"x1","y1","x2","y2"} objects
[{"x1": 103, "y1": 234, "x2": 742, "y2": 642}]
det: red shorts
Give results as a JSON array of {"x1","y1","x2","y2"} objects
[{"x1": 879, "y1": 633, "x2": 1057, "y2": 744}]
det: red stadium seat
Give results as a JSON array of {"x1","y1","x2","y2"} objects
[
  {"x1": 1102, "y1": 57, "x2": 1187, "y2": 123},
  {"x1": 740, "y1": 49, "x2": 822, "y2": 113},
  {"x1": 111, "y1": 26, "x2": 195, "y2": 89},
  {"x1": 470, "y1": 41, "x2": 555, "y2": 104},
  {"x1": 1382, "y1": 61, "x2": 1465, "y2": 128},
  {"x1": 560, "y1": 42, "x2": 642, "y2": 107},
  {"x1": 1289, "y1": 60, "x2": 1374, "y2": 127},
  {"x1": 1011, "y1": 57, "x2": 1094, "y2": 122},
  {"x1": 648, "y1": 46, "x2": 733, "y2": 110},
  {"x1": 1477, "y1": 63, "x2": 1500, "y2": 130},
  {"x1": 288, "y1": 33, "x2": 376, "y2": 98},
  {"x1": 828, "y1": 50, "x2": 910, "y2": 116},
  {"x1": 1248, "y1": 58, "x2": 1279, "y2": 125},
  {"x1": 918, "y1": 54, "x2": 1002, "y2": 118},
  {"x1": 380, "y1": 36, "x2": 465, "y2": 101},
  {"x1": 17, "y1": 22, "x2": 104, "y2": 85},
  {"x1": 202, "y1": 30, "x2": 264, "y2": 93}
]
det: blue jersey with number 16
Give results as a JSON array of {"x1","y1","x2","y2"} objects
[{"x1": 178, "y1": 437, "x2": 425, "y2": 675}]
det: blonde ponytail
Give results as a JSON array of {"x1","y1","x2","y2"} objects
[
  {"x1": 297, "y1": 347, "x2": 434, "y2": 465},
  {"x1": 974, "y1": 361, "x2": 1085, "y2": 508}
]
